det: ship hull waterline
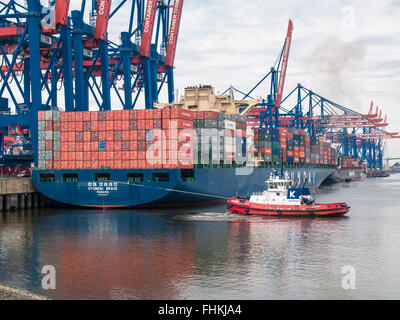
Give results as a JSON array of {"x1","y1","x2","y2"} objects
[{"x1": 32, "y1": 167, "x2": 335, "y2": 208}]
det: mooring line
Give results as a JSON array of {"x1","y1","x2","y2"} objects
[{"x1": 122, "y1": 182, "x2": 230, "y2": 200}]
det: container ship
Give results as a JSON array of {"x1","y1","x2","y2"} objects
[
  {"x1": 326, "y1": 156, "x2": 365, "y2": 183},
  {"x1": 32, "y1": 87, "x2": 338, "y2": 208}
]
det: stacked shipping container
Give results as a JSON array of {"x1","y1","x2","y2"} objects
[{"x1": 38, "y1": 109, "x2": 338, "y2": 170}]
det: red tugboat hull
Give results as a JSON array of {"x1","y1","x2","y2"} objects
[{"x1": 227, "y1": 197, "x2": 350, "y2": 217}]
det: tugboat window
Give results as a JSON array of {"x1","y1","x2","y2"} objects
[
  {"x1": 63, "y1": 173, "x2": 78, "y2": 182},
  {"x1": 127, "y1": 173, "x2": 144, "y2": 183},
  {"x1": 94, "y1": 173, "x2": 111, "y2": 181},
  {"x1": 40, "y1": 173, "x2": 55, "y2": 182},
  {"x1": 152, "y1": 173, "x2": 169, "y2": 182}
]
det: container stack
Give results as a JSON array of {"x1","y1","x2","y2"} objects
[
  {"x1": 37, "y1": 108, "x2": 337, "y2": 170},
  {"x1": 38, "y1": 110, "x2": 60, "y2": 170}
]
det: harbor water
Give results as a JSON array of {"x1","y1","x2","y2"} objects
[{"x1": 1, "y1": 175, "x2": 400, "y2": 299}]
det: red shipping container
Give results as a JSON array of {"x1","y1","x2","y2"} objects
[
  {"x1": 145, "y1": 109, "x2": 154, "y2": 119},
  {"x1": 98, "y1": 160, "x2": 107, "y2": 168},
  {"x1": 121, "y1": 150, "x2": 130, "y2": 159},
  {"x1": 83, "y1": 131, "x2": 91, "y2": 141},
  {"x1": 130, "y1": 150, "x2": 137, "y2": 160},
  {"x1": 172, "y1": 109, "x2": 194, "y2": 120},
  {"x1": 68, "y1": 142, "x2": 76, "y2": 152},
  {"x1": 137, "y1": 151, "x2": 146, "y2": 160},
  {"x1": 60, "y1": 122, "x2": 68, "y2": 132},
  {"x1": 106, "y1": 151, "x2": 114, "y2": 160},
  {"x1": 106, "y1": 160, "x2": 115, "y2": 168},
  {"x1": 129, "y1": 130, "x2": 138, "y2": 140},
  {"x1": 83, "y1": 142, "x2": 91, "y2": 152},
  {"x1": 137, "y1": 109, "x2": 146, "y2": 119},
  {"x1": 91, "y1": 141, "x2": 98, "y2": 151},
  {"x1": 53, "y1": 161, "x2": 61, "y2": 170},
  {"x1": 99, "y1": 151, "x2": 107, "y2": 161},
  {"x1": 90, "y1": 151, "x2": 97, "y2": 160},
  {"x1": 68, "y1": 122, "x2": 75, "y2": 132},
  {"x1": 67, "y1": 112, "x2": 75, "y2": 122},
  {"x1": 121, "y1": 160, "x2": 130, "y2": 169},
  {"x1": 83, "y1": 111, "x2": 91, "y2": 121},
  {"x1": 162, "y1": 108, "x2": 171, "y2": 119},
  {"x1": 137, "y1": 120, "x2": 146, "y2": 130},
  {"x1": 68, "y1": 152, "x2": 75, "y2": 161},
  {"x1": 89, "y1": 111, "x2": 98, "y2": 121},
  {"x1": 138, "y1": 130, "x2": 146, "y2": 140},
  {"x1": 121, "y1": 131, "x2": 129, "y2": 141},
  {"x1": 113, "y1": 151, "x2": 121, "y2": 159},
  {"x1": 75, "y1": 121, "x2": 83, "y2": 131},
  {"x1": 68, "y1": 161, "x2": 76, "y2": 169},
  {"x1": 153, "y1": 109, "x2": 162, "y2": 119},
  {"x1": 145, "y1": 119, "x2": 154, "y2": 129},
  {"x1": 107, "y1": 141, "x2": 114, "y2": 151},
  {"x1": 61, "y1": 151, "x2": 68, "y2": 160},
  {"x1": 114, "y1": 120, "x2": 122, "y2": 130},
  {"x1": 98, "y1": 121, "x2": 106, "y2": 131},
  {"x1": 60, "y1": 112, "x2": 68, "y2": 122},
  {"x1": 38, "y1": 111, "x2": 45, "y2": 121},
  {"x1": 129, "y1": 160, "x2": 137, "y2": 168},
  {"x1": 105, "y1": 110, "x2": 114, "y2": 120},
  {"x1": 98, "y1": 131, "x2": 106, "y2": 141},
  {"x1": 90, "y1": 121, "x2": 98, "y2": 131},
  {"x1": 76, "y1": 151, "x2": 83, "y2": 161},
  {"x1": 105, "y1": 132, "x2": 114, "y2": 141},
  {"x1": 75, "y1": 112, "x2": 83, "y2": 121},
  {"x1": 162, "y1": 119, "x2": 170, "y2": 129},
  {"x1": 106, "y1": 120, "x2": 114, "y2": 131},
  {"x1": 202, "y1": 111, "x2": 217, "y2": 120},
  {"x1": 59, "y1": 160, "x2": 68, "y2": 169},
  {"x1": 130, "y1": 141, "x2": 138, "y2": 150},
  {"x1": 114, "y1": 141, "x2": 122, "y2": 151},
  {"x1": 67, "y1": 132, "x2": 75, "y2": 142},
  {"x1": 114, "y1": 110, "x2": 123, "y2": 120},
  {"x1": 75, "y1": 161, "x2": 83, "y2": 169},
  {"x1": 121, "y1": 120, "x2": 129, "y2": 131},
  {"x1": 129, "y1": 110, "x2": 138, "y2": 120},
  {"x1": 177, "y1": 119, "x2": 193, "y2": 129}
]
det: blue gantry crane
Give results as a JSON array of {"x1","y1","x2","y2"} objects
[
  {"x1": 224, "y1": 20, "x2": 399, "y2": 171},
  {"x1": 0, "y1": 0, "x2": 184, "y2": 169}
]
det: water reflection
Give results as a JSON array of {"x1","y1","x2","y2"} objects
[{"x1": 0, "y1": 175, "x2": 400, "y2": 299}]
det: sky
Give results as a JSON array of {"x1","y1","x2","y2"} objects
[
  {"x1": 103, "y1": 0, "x2": 400, "y2": 160},
  {"x1": 10, "y1": 1, "x2": 400, "y2": 162}
]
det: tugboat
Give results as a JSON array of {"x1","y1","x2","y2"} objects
[
  {"x1": 366, "y1": 169, "x2": 390, "y2": 178},
  {"x1": 227, "y1": 171, "x2": 350, "y2": 217}
]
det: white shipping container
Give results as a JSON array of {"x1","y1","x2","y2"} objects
[
  {"x1": 45, "y1": 110, "x2": 53, "y2": 120},
  {"x1": 224, "y1": 120, "x2": 236, "y2": 130},
  {"x1": 224, "y1": 144, "x2": 235, "y2": 153}
]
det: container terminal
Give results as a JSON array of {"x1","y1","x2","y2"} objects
[{"x1": 0, "y1": 1, "x2": 398, "y2": 209}]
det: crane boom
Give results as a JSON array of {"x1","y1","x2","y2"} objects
[
  {"x1": 139, "y1": 0, "x2": 158, "y2": 57},
  {"x1": 55, "y1": 0, "x2": 71, "y2": 27},
  {"x1": 164, "y1": 0, "x2": 184, "y2": 67},
  {"x1": 275, "y1": 19, "x2": 293, "y2": 109},
  {"x1": 94, "y1": 0, "x2": 112, "y2": 41}
]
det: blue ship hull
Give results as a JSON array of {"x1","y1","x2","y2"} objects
[{"x1": 32, "y1": 167, "x2": 334, "y2": 207}]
